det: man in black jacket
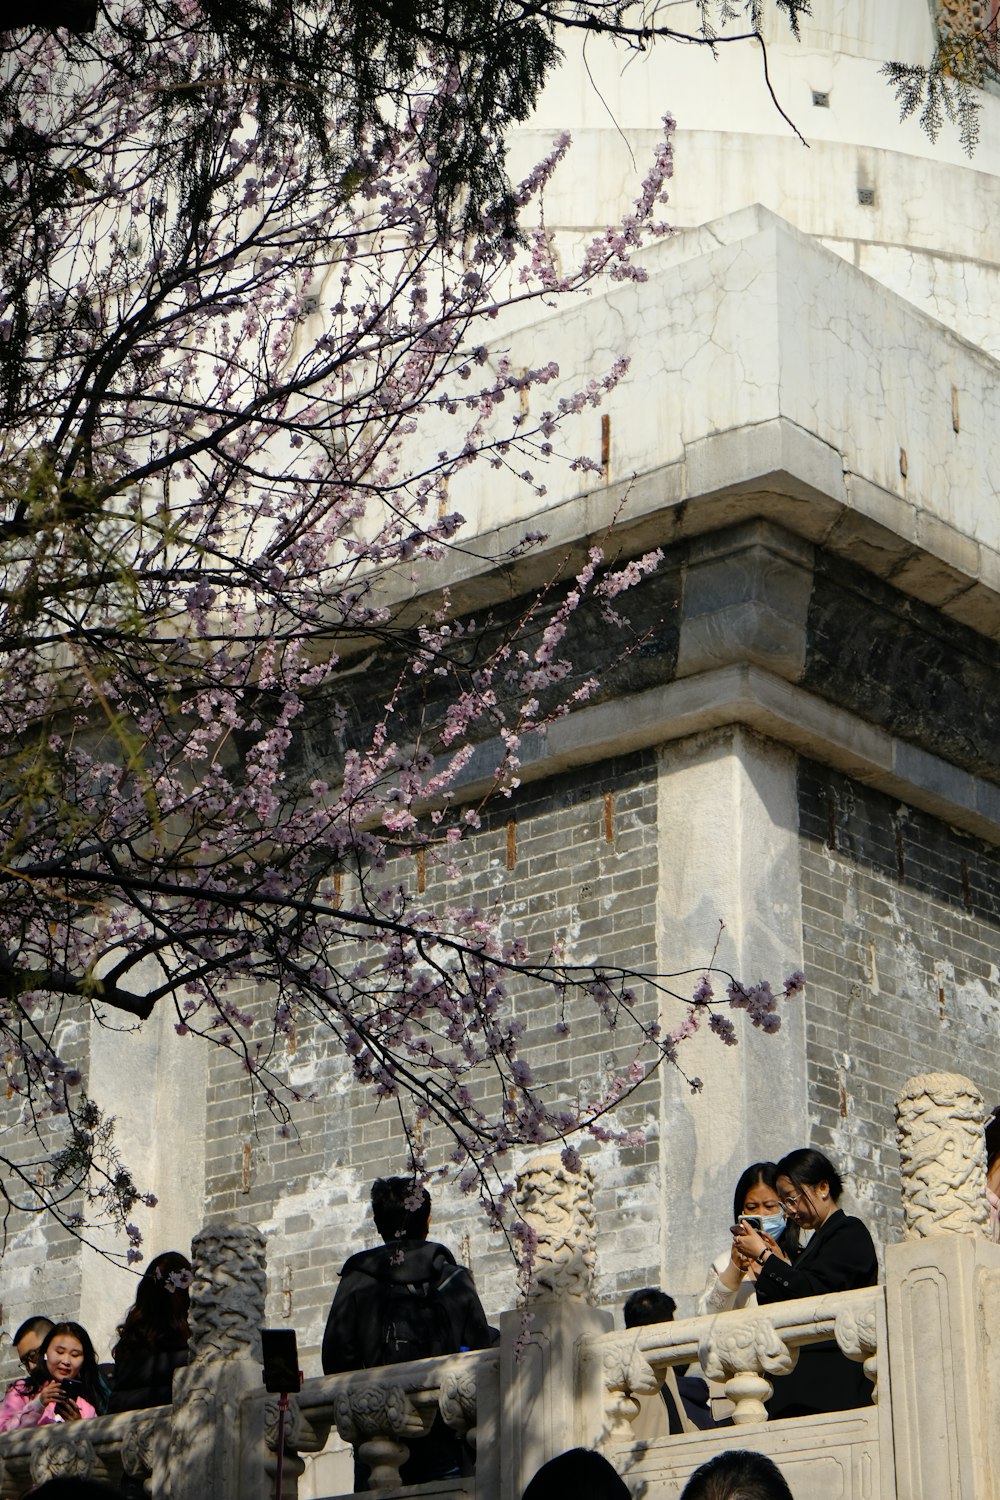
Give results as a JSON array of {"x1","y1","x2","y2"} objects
[
  {"x1": 622, "y1": 1288, "x2": 714, "y2": 1433},
  {"x1": 322, "y1": 1177, "x2": 496, "y2": 1486}
]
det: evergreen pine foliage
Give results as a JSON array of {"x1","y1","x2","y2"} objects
[
  {"x1": 1, "y1": 0, "x2": 810, "y2": 242},
  {"x1": 881, "y1": 13, "x2": 998, "y2": 158}
]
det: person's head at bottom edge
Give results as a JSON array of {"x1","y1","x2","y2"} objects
[{"x1": 680, "y1": 1448, "x2": 795, "y2": 1500}]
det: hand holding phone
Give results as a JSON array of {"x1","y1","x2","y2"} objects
[
  {"x1": 731, "y1": 1215, "x2": 768, "y2": 1266},
  {"x1": 37, "y1": 1378, "x2": 62, "y2": 1408},
  {"x1": 52, "y1": 1376, "x2": 83, "y2": 1421}
]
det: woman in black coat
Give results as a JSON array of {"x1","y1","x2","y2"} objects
[
  {"x1": 731, "y1": 1148, "x2": 878, "y2": 1420},
  {"x1": 107, "y1": 1251, "x2": 192, "y2": 1413}
]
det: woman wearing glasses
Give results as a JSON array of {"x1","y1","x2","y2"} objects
[
  {"x1": 732, "y1": 1147, "x2": 878, "y2": 1418},
  {"x1": 697, "y1": 1162, "x2": 801, "y2": 1314}
]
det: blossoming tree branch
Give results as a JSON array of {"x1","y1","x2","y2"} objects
[{"x1": 0, "y1": 1, "x2": 804, "y2": 1259}]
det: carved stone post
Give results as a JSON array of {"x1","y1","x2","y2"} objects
[
  {"x1": 439, "y1": 1356, "x2": 482, "y2": 1454},
  {"x1": 333, "y1": 1381, "x2": 432, "y2": 1489},
  {"x1": 886, "y1": 1073, "x2": 1000, "y2": 1500},
  {"x1": 519, "y1": 1151, "x2": 598, "y2": 1300},
  {"x1": 700, "y1": 1316, "x2": 796, "y2": 1425},
  {"x1": 164, "y1": 1220, "x2": 280, "y2": 1500},
  {"x1": 578, "y1": 1335, "x2": 661, "y2": 1440},
  {"x1": 121, "y1": 1411, "x2": 167, "y2": 1497},
  {"x1": 897, "y1": 1071, "x2": 990, "y2": 1238},
  {"x1": 833, "y1": 1303, "x2": 879, "y2": 1405},
  {"x1": 498, "y1": 1154, "x2": 614, "y2": 1500}
]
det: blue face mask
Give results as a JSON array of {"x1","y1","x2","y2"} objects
[{"x1": 760, "y1": 1212, "x2": 786, "y2": 1239}]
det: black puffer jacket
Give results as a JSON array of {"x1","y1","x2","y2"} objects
[
  {"x1": 106, "y1": 1346, "x2": 190, "y2": 1413},
  {"x1": 321, "y1": 1238, "x2": 495, "y2": 1374}
]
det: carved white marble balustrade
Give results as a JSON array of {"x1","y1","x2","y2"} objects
[
  {"x1": 0, "y1": 1407, "x2": 164, "y2": 1498},
  {"x1": 588, "y1": 1284, "x2": 882, "y2": 1435},
  {"x1": 296, "y1": 1347, "x2": 497, "y2": 1492}
]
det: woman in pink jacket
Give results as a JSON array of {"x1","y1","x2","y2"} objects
[{"x1": 0, "y1": 1322, "x2": 101, "y2": 1431}]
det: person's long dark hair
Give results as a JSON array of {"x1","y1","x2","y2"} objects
[
  {"x1": 23, "y1": 1322, "x2": 103, "y2": 1411},
  {"x1": 112, "y1": 1251, "x2": 192, "y2": 1360},
  {"x1": 732, "y1": 1161, "x2": 801, "y2": 1260}
]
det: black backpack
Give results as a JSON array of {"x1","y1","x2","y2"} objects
[{"x1": 378, "y1": 1266, "x2": 462, "y2": 1364}]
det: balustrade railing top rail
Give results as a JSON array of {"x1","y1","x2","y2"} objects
[
  {"x1": 589, "y1": 1284, "x2": 882, "y2": 1371},
  {"x1": 297, "y1": 1347, "x2": 498, "y2": 1422},
  {"x1": 583, "y1": 1285, "x2": 883, "y2": 1434},
  {"x1": 0, "y1": 1406, "x2": 161, "y2": 1499}
]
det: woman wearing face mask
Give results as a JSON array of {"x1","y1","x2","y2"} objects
[
  {"x1": 732, "y1": 1147, "x2": 878, "y2": 1418},
  {"x1": 698, "y1": 1163, "x2": 801, "y2": 1315},
  {"x1": 0, "y1": 1322, "x2": 102, "y2": 1431}
]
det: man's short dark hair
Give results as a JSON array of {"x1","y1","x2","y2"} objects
[
  {"x1": 371, "y1": 1177, "x2": 431, "y2": 1241},
  {"x1": 623, "y1": 1288, "x2": 676, "y2": 1328},
  {"x1": 13, "y1": 1316, "x2": 53, "y2": 1345},
  {"x1": 680, "y1": 1450, "x2": 794, "y2": 1500},
  {"x1": 522, "y1": 1448, "x2": 630, "y2": 1500}
]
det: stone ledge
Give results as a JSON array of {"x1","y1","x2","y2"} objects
[
  {"x1": 341, "y1": 202, "x2": 1000, "y2": 657},
  {"x1": 401, "y1": 204, "x2": 1000, "y2": 643},
  {"x1": 371, "y1": 413, "x2": 1000, "y2": 647},
  {"x1": 448, "y1": 664, "x2": 1000, "y2": 847}
]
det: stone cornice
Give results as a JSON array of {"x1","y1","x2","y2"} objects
[
  {"x1": 381, "y1": 208, "x2": 1000, "y2": 638},
  {"x1": 446, "y1": 660, "x2": 1000, "y2": 846},
  {"x1": 426, "y1": 517, "x2": 1000, "y2": 844}
]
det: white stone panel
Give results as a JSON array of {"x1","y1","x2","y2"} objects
[
  {"x1": 426, "y1": 207, "x2": 1000, "y2": 627},
  {"x1": 82, "y1": 993, "x2": 208, "y2": 1360},
  {"x1": 654, "y1": 727, "x2": 807, "y2": 1311}
]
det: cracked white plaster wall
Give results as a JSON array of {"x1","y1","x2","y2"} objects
[
  {"x1": 499, "y1": 0, "x2": 1000, "y2": 391},
  {"x1": 446, "y1": 218, "x2": 788, "y2": 538},
  {"x1": 654, "y1": 728, "x2": 807, "y2": 1309},
  {"x1": 441, "y1": 207, "x2": 1000, "y2": 591},
  {"x1": 858, "y1": 246, "x2": 1000, "y2": 363},
  {"x1": 772, "y1": 222, "x2": 1000, "y2": 554},
  {"x1": 81, "y1": 987, "x2": 209, "y2": 1361}
]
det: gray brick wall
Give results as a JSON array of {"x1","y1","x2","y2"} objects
[
  {"x1": 0, "y1": 1019, "x2": 90, "y2": 1385},
  {"x1": 798, "y1": 759, "x2": 1000, "y2": 1249},
  {"x1": 202, "y1": 752, "x2": 663, "y2": 1366}
]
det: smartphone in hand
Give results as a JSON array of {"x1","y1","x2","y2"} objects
[{"x1": 53, "y1": 1377, "x2": 84, "y2": 1419}]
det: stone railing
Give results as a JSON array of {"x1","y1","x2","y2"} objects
[
  {"x1": 0, "y1": 1408, "x2": 165, "y2": 1498},
  {"x1": 587, "y1": 1285, "x2": 881, "y2": 1435},
  {"x1": 295, "y1": 1349, "x2": 498, "y2": 1493},
  {"x1": 1, "y1": 1071, "x2": 999, "y2": 1500}
]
